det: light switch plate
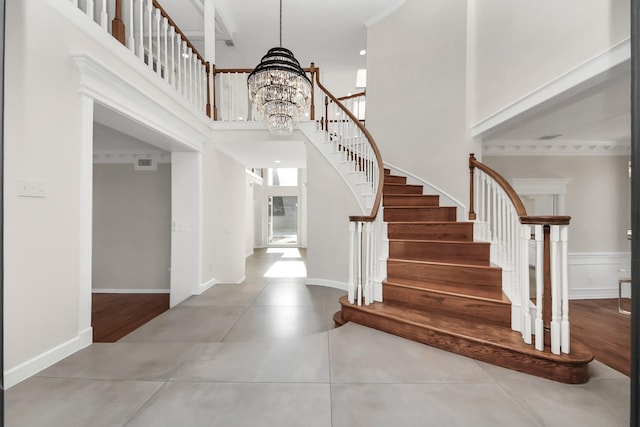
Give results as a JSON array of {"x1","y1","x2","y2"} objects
[{"x1": 18, "y1": 180, "x2": 45, "y2": 198}]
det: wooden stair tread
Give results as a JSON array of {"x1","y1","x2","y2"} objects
[
  {"x1": 387, "y1": 257, "x2": 499, "y2": 271},
  {"x1": 383, "y1": 278, "x2": 503, "y2": 300},
  {"x1": 339, "y1": 296, "x2": 593, "y2": 365},
  {"x1": 383, "y1": 279, "x2": 510, "y2": 304},
  {"x1": 388, "y1": 238, "x2": 489, "y2": 246}
]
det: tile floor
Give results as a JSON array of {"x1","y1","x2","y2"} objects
[{"x1": 6, "y1": 249, "x2": 631, "y2": 426}]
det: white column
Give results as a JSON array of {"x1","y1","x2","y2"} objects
[
  {"x1": 560, "y1": 225, "x2": 570, "y2": 353},
  {"x1": 348, "y1": 221, "x2": 355, "y2": 304},
  {"x1": 204, "y1": 0, "x2": 216, "y2": 63},
  {"x1": 534, "y1": 224, "x2": 544, "y2": 351},
  {"x1": 550, "y1": 225, "x2": 561, "y2": 355},
  {"x1": 521, "y1": 224, "x2": 532, "y2": 343}
]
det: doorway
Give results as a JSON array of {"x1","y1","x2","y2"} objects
[{"x1": 268, "y1": 195, "x2": 298, "y2": 245}]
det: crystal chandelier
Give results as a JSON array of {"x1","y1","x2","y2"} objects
[{"x1": 247, "y1": 1, "x2": 312, "y2": 136}]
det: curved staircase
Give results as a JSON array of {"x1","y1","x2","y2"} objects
[{"x1": 335, "y1": 168, "x2": 593, "y2": 384}]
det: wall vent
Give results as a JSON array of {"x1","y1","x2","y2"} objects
[{"x1": 135, "y1": 157, "x2": 157, "y2": 171}]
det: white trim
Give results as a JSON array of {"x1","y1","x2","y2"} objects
[
  {"x1": 472, "y1": 38, "x2": 631, "y2": 137},
  {"x1": 305, "y1": 278, "x2": 348, "y2": 292},
  {"x1": 568, "y1": 252, "x2": 631, "y2": 299},
  {"x1": 92, "y1": 288, "x2": 170, "y2": 294},
  {"x1": 93, "y1": 153, "x2": 172, "y2": 164},
  {"x1": 483, "y1": 140, "x2": 631, "y2": 156},
  {"x1": 4, "y1": 328, "x2": 92, "y2": 389},
  {"x1": 245, "y1": 250, "x2": 254, "y2": 258},
  {"x1": 511, "y1": 178, "x2": 572, "y2": 195},
  {"x1": 196, "y1": 277, "x2": 217, "y2": 295},
  {"x1": 72, "y1": 54, "x2": 206, "y2": 153}
]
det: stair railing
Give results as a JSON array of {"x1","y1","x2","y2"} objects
[
  {"x1": 70, "y1": 0, "x2": 212, "y2": 118},
  {"x1": 337, "y1": 91, "x2": 366, "y2": 126},
  {"x1": 469, "y1": 153, "x2": 571, "y2": 355},
  {"x1": 315, "y1": 76, "x2": 384, "y2": 306}
]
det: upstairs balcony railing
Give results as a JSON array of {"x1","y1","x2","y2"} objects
[
  {"x1": 71, "y1": 0, "x2": 212, "y2": 117},
  {"x1": 469, "y1": 154, "x2": 571, "y2": 355}
]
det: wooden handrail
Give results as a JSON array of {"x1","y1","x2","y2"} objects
[
  {"x1": 337, "y1": 91, "x2": 366, "y2": 101},
  {"x1": 313, "y1": 75, "x2": 384, "y2": 223},
  {"x1": 469, "y1": 153, "x2": 527, "y2": 218}
]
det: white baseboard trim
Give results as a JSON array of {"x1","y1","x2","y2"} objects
[
  {"x1": 305, "y1": 278, "x2": 348, "y2": 292},
  {"x1": 5, "y1": 327, "x2": 93, "y2": 389},
  {"x1": 92, "y1": 288, "x2": 170, "y2": 294},
  {"x1": 195, "y1": 278, "x2": 217, "y2": 295},
  {"x1": 245, "y1": 250, "x2": 254, "y2": 258}
]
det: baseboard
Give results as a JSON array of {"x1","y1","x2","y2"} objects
[
  {"x1": 92, "y1": 288, "x2": 170, "y2": 294},
  {"x1": 4, "y1": 327, "x2": 93, "y2": 389},
  {"x1": 245, "y1": 250, "x2": 254, "y2": 258},
  {"x1": 305, "y1": 278, "x2": 348, "y2": 292},
  {"x1": 195, "y1": 278, "x2": 217, "y2": 295},
  {"x1": 568, "y1": 252, "x2": 631, "y2": 299}
]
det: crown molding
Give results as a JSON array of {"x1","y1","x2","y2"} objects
[
  {"x1": 93, "y1": 152, "x2": 172, "y2": 164},
  {"x1": 483, "y1": 140, "x2": 630, "y2": 156}
]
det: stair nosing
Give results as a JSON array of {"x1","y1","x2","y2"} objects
[
  {"x1": 388, "y1": 257, "x2": 501, "y2": 271},
  {"x1": 382, "y1": 280, "x2": 510, "y2": 304}
]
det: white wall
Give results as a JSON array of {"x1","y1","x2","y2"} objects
[
  {"x1": 469, "y1": 0, "x2": 629, "y2": 123},
  {"x1": 305, "y1": 143, "x2": 360, "y2": 288},
  {"x1": 201, "y1": 145, "x2": 246, "y2": 284},
  {"x1": 366, "y1": 0, "x2": 479, "y2": 206},
  {"x1": 93, "y1": 164, "x2": 171, "y2": 292}
]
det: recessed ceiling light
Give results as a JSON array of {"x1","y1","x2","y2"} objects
[
  {"x1": 274, "y1": 160, "x2": 281, "y2": 164},
  {"x1": 360, "y1": 49, "x2": 366, "y2": 56}
]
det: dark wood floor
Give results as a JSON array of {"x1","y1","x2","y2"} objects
[
  {"x1": 570, "y1": 298, "x2": 630, "y2": 376},
  {"x1": 91, "y1": 293, "x2": 631, "y2": 376},
  {"x1": 91, "y1": 293, "x2": 169, "y2": 342}
]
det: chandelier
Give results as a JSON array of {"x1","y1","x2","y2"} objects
[{"x1": 247, "y1": 1, "x2": 312, "y2": 136}]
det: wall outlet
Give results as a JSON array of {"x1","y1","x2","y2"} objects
[{"x1": 18, "y1": 180, "x2": 45, "y2": 198}]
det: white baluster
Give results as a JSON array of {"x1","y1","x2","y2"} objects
[
  {"x1": 128, "y1": 0, "x2": 135, "y2": 51},
  {"x1": 534, "y1": 224, "x2": 544, "y2": 351},
  {"x1": 188, "y1": 47, "x2": 194, "y2": 104},
  {"x1": 348, "y1": 221, "x2": 355, "y2": 304},
  {"x1": 146, "y1": 0, "x2": 153, "y2": 69},
  {"x1": 550, "y1": 225, "x2": 561, "y2": 355},
  {"x1": 100, "y1": 0, "x2": 108, "y2": 30},
  {"x1": 155, "y1": 8, "x2": 161, "y2": 75},
  {"x1": 169, "y1": 27, "x2": 176, "y2": 87},
  {"x1": 181, "y1": 41, "x2": 188, "y2": 96},
  {"x1": 560, "y1": 225, "x2": 570, "y2": 353},
  {"x1": 137, "y1": 0, "x2": 144, "y2": 59},
  {"x1": 356, "y1": 222, "x2": 363, "y2": 306},
  {"x1": 87, "y1": 0, "x2": 94, "y2": 21},
  {"x1": 162, "y1": 17, "x2": 168, "y2": 81},
  {"x1": 521, "y1": 224, "x2": 532, "y2": 344},
  {"x1": 72, "y1": 0, "x2": 79, "y2": 8}
]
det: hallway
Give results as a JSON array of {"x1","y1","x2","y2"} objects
[{"x1": 6, "y1": 249, "x2": 630, "y2": 426}]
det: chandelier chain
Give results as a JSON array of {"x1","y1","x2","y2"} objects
[{"x1": 279, "y1": 0, "x2": 283, "y2": 47}]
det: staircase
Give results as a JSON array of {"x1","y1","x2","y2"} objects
[{"x1": 335, "y1": 168, "x2": 593, "y2": 384}]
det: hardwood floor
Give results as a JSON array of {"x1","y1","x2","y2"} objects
[
  {"x1": 570, "y1": 298, "x2": 631, "y2": 376},
  {"x1": 91, "y1": 293, "x2": 169, "y2": 342}
]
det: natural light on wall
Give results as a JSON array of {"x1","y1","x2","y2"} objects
[
  {"x1": 356, "y1": 69, "x2": 367, "y2": 89},
  {"x1": 267, "y1": 168, "x2": 298, "y2": 186}
]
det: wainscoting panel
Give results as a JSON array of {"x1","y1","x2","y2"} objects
[{"x1": 568, "y1": 252, "x2": 631, "y2": 299}]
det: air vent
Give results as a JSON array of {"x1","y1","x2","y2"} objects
[
  {"x1": 225, "y1": 39, "x2": 235, "y2": 47},
  {"x1": 135, "y1": 157, "x2": 157, "y2": 171},
  {"x1": 537, "y1": 134, "x2": 562, "y2": 140}
]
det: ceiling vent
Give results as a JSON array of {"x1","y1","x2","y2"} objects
[
  {"x1": 225, "y1": 39, "x2": 235, "y2": 47},
  {"x1": 135, "y1": 157, "x2": 157, "y2": 171},
  {"x1": 537, "y1": 134, "x2": 562, "y2": 140}
]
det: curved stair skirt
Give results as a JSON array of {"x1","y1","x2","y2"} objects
[{"x1": 334, "y1": 168, "x2": 593, "y2": 384}]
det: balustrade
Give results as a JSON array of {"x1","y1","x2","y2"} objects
[
  {"x1": 469, "y1": 154, "x2": 571, "y2": 355},
  {"x1": 70, "y1": 0, "x2": 211, "y2": 117}
]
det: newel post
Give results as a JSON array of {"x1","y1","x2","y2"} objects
[
  {"x1": 112, "y1": 0, "x2": 126, "y2": 45},
  {"x1": 212, "y1": 64, "x2": 218, "y2": 121},
  {"x1": 309, "y1": 62, "x2": 316, "y2": 121},
  {"x1": 469, "y1": 153, "x2": 477, "y2": 220},
  {"x1": 205, "y1": 62, "x2": 212, "y2": 118}
]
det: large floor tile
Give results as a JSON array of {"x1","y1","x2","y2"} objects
[
  {"x1": 500, "y1": 378, "x2": 630, "y2": 426},
  {"x1": 172, "y1": 333, "x2": 330, "y2": 383},
  {"x1": 331, "y1": 383, "x2": 542, "y2": 427},
  {"x1": 6, "y1": 377, "x2": 162, "y2": 427},
  {"x1": 251, "y1": 281, "x2": 327, "y2": 307},
  {"x1": 329, "y1": 323, "x2": 493, "y2": 384},
  {"x1": 119, "y1": 306, "x2": 246, "y2": 343},
  {"x1": 178, "y1": 283, "x2": 263, "y2": 307},
  {"x1": 126, "y1": 382, "x2": 331, "y2": 427},
  {"x1": 221, "y1": 305, "x2": 328, "y2": 342},
  {"x1": 37, "y1": 342, "x2": 200, "y2": 381}
]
